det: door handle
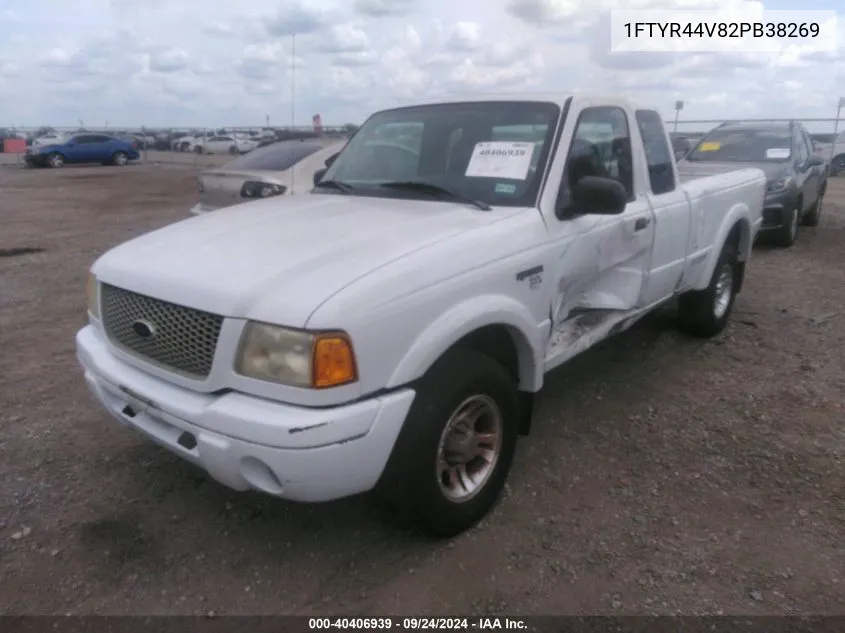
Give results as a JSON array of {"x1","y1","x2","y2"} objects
[{"x1": 634, "y1": 217, "x2": 651, "y2": 231}]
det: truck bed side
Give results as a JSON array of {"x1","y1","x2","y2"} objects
[{"x1": 679, "y1": 167, "x2": 766, "y2": 292}]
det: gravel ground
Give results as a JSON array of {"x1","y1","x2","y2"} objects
[{"x1": 1, "y1": 164, "x2": 843, "y2": 616}]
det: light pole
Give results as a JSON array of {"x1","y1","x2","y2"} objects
[
  {"x1": 834, "y1": 97, "x2": 845, "y2": 137},
  {"x1": 673, "y1": 100, "x2": 684, "y2": 132}
]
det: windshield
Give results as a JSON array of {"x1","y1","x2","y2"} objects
[
  {"x1": 318, "y1": 100, "x2": 562, "y2": 207},
  {"x1": 687, "y1": 128, "x2": 793, "y2": 162},
  {"x1": 223, "y1": 141, "x2": 325, "y2": 171}
]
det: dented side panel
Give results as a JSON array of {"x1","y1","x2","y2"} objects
[{"x1": 545, "y1": 197, "x2": 656, "y2": 364}]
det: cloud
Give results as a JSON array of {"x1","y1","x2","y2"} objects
[
  {"x1": 264, "y1": 0, "x2": 331, "y2": 36},
  {"x1": 0, "y1": 0, "x2": 842, "y2": 129},
  {"x1": 149, "y1": 48, "x2": 190, "y2": 73},
  {"x1": 353, "y1": 0, "x2": 418, "y2": 17}
]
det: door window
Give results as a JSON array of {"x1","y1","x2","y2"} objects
[
  {"x1": 635, "y1": 109, "x2": 675, "y2": 195},
  {"x1": 561, "y1": 106, "x2": 633, "y2": 202}
]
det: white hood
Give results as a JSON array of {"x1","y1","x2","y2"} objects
[{"x1": 93, "y1": 194, "x2": 498, "y2": 326}]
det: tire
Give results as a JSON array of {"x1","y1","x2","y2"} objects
[
  {"x1": 677, "y1": 240, "x2": 738, "y2": 338},
  {"x1": 47, "y1": 153, "x2": 64, "y2": 168},
  {"x1": 112, "y1": 151, "x2": 128, "y2": 166},
  {"x1": 831, "y1": 154, "x2": 845, "y2": 176},
  {"x1": 771, "y1": 203, "x2": 799, "y2": 247},
  {"x1": 801, "y1": 188, "x2": 825, "y2": 227},
  {"x1": 375, "y1": 348, "x2": 519, "y2": 537},
  {"x1": 228, "y1": 145, "x2": 239, "y2": 154},
  {"x1": 194, "y1": 145, "x2": 203, "y2": 154}
]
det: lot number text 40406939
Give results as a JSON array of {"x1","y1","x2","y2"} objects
[{"x1": 308, "y1": 617, "x2": 527, "y2": 630}]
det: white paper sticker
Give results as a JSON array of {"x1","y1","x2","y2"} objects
[
  {"x1": 766, "y1": 148, "x2": 790, "y2": 159},
  {"x1": 465, "y1": 142, "x2": 535, "y2": 180}
]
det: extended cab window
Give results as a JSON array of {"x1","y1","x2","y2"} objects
[
  {"x1": 635, "y1": 109, "x2": 675, "y2": 195},
  {"x1": 320, "y1": 100, "x2": 562, "y2": 208},
  {"x1": 561, "y1": 106, "x2": 633, "y2": 202}
]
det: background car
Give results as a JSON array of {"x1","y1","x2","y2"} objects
[
  {"x1": 24, "y1": 133, "x2": 141, "y2": 168},
  {"x1": 199, "y1": 134, "x2": 260, "y2": 155},
  {"x1": 678, "y1": 121, "x2": 826, "y2": 247},
  {"x1": 31, "y1": 131, "x2": 67, "y2": 148},
  {"x1": 190, "y1": 138, "x2": 346, "y2": 214},
  {"x1": 669, "y1": 133, "x2": 692, "y2": 160},
  {"x1": 812, "y1": 130, "x2": 845, "y2": 175}
]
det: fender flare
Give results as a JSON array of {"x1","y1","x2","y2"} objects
[
  {"x1": 693, "y1": 203, "x2": 752, "y2": 290},
  {"x1": 386, "y1": 294, "x2": 545, "y2": 392}
]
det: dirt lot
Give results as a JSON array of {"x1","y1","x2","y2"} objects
[{"x1": 1, "y1": 163, "x2": 843, "y2": 616}]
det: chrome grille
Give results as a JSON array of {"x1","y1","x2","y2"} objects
[{"x1": 100, "y1": 283, "x2": 223, "y2": 378}]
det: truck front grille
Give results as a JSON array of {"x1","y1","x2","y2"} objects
[{"x1": 100, "y1": 283, "x2": 224, "y2": 379}]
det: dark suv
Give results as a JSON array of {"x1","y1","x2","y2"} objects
[{"x1": 678, "y1": 121, "x2": 827, "y2": 247}]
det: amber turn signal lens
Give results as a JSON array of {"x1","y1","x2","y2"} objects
[{"x1": 312, "y1": 334, "x2": 357, "y2": 388}]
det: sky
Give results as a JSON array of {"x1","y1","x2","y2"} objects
[{"x1": 0, "y1": 0, "x2": 843, "y2": 131}]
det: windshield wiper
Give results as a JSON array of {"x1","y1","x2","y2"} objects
[
  {"x1": 314, "y1": 179, "x2": 355, "y2": 193},
  {"x1": 379, "y1": 181, "x2": 491, "y2": 211}
]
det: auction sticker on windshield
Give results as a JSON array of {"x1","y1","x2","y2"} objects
[
  {"x1": 766, "y1": 148, "x2": 790, "y2": 159},
  {"x1": 465, "y1": 142, "x2": 535, "y2": 179},
  {"x1": 699, "y1": 142, "x2": 721, "y2": 151}
]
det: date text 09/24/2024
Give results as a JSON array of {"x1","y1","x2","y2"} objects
[
  {"x1": 308, "y1": 618, "x2": 527, "y2": 630},
  {"x1": 623, "y1": 21, "x2": 820, "y2": 38}
]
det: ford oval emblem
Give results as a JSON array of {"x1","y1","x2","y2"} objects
[{"x1": 131, "y1": 319, "x2": 156, "y2": 340}]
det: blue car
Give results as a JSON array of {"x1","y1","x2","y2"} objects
[{"x1": 25, "y1": 133, "x2": 141, "y2": 168}]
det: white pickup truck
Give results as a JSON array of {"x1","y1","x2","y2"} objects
[{"x1": 77, "y1": 93, "x2": 766, "y2": 537}]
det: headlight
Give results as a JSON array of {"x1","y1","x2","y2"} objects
[
  {"x1": 235, "y1": 322, "x2": 357, "y2": 388},
  {"x1": 240, "y1": 181, "x2": 286, "y2": 199},
  {"x1": 86, "y1": 272, "x2": 100, "y2": 319},
  {"x1": 766, "y1": 177, "x2": 793, "y2": 194}
]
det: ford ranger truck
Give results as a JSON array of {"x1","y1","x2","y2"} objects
[{"x1": 77, "y1": 94, "x2": 766, "y2": 537}]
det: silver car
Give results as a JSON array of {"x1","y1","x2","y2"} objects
[{"x1": 189, "y1": 139, "x2": 346, "y2": 215}]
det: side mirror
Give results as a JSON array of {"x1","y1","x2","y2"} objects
[
  {"x1": 807, "y1": 154, "x2": 825, "y2": 167},
  {"x1": 569, "y1": 176, "x2": 628, "y2": 215},
  {"x1": 324, "y1": 153, "x2": 339, "y2": 167},
  {"x1": 313, "y1": 168, "x2": 327, "y2": 186}
]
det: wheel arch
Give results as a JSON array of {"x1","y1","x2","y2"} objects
[{"x1": 385, "y1": 297, "x2": 544, "y2": 435}]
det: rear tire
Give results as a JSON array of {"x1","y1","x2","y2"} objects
[
  {"x1": 375, "y1": 349, "x2": 519, "y2": 538},
  {"x1": 771, "y1": 204, "x2": 799, "y2": 247},
  {"x1": 112, "y1": 151, "x2": 128, "y2": 166},
  {"x1": 47, "y1": 153, "x2": 64, "y2": 168},
  {"x1": 194, "y1": 145, "x2": 203, "y2": 154},
  {"x1": 677, "y1": 240, "x2": 738, "y2": 338},
  {"x1": 831, "y1": 154, "x2": 845, "y2": 176},
  {"x1": 228, "y1": 145, "x2": 239, "y2": 154}
]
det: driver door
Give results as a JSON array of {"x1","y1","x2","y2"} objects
[{"x1": 546, "y1": 106, "x2": 656, "y2": 364}]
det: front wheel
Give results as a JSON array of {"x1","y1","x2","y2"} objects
[
  {"x1": 831, "y1": 154, "x2": 845, "y2": 176},
  {"x1": 771, "y1": 204, "x2": 799, "y2": 247},
  {"x1": 47, "y1": 153, "x2": 64, "y2": 168},
  {"x1": 194, "y1": 145, "x2": 203, "y2": 154},
  {"x1": 375, "y1": 349, "x2": 519, "y2": 537},
  {"x1": 228, "y1": 145, "x2": 239, "y2": 154},
  {"x1": 677, "y1": 241, "x2": 738, "y2": 338}
]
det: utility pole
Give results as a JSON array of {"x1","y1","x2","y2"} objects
[
  {"x1": 673, "y1": 100, "x2": 684, "y2": 132},
  {"x1": 290, "y1": 33, "x2": 296, "y2": 194}
]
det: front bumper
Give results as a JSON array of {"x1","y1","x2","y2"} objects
[
  {"x1": 760, "y1": 190, "x2": 799, "y2": 231},
  {"x1": 76, "y1": 325, "x2": 415, "y2": 502}
]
